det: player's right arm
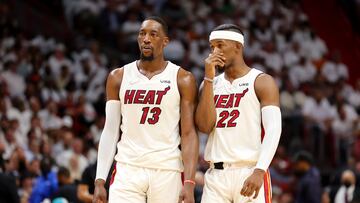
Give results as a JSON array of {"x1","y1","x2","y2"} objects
[
  {"x1": 195, "y1": 52, "x2": 225, "y2": 134},
  {"x1": 93, "y1": 68, "x2": 123, "y2": 203}
]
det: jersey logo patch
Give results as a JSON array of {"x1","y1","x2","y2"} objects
[{"x1": 124, "y1": 86, "x2": 170, "y2": 105}]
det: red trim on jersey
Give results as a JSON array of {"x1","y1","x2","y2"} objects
[
  {"x1": 109, "y1": 164, "x2": 117, "y2": 186},
  {"x1": 261, "y1": 123, "x2": 265, "y2": 141},
  {"x1": 264, "y1": 170, "x2": 272, "y2": 203},
  {"x1": 181, "y1": 172, "x2": 184, "y2": 185}
]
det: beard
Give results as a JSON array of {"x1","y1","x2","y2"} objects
[
  {"x1": 140, "y1": 53, "x2": 154, "y2": 61},
  {"x1": 216, "y1": 65, "x2": 225, "y2": 70},
  {"x1": 217, "y1": 63, "x2": 231, "y2": 73},
  {"x1": 342, "y1": 181, "x2": 352, "y2": 188}
]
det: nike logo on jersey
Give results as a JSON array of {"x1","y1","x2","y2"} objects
[
  {"x1": 124, "y1": 86, "x2": 170, "y2": 105},
  {"x1": 160, "y1": 80, "x2": 170, "y2": 84},
  {"x1": 238, "y1": 83, "x2": 249, "y2": 87},
  {"x1": 214, "y1": 88, "x2": 249, "y2": 108}
]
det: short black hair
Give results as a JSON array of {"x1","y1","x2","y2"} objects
[
  {"x1": 213, "y1": 24, "x2": 244, "y2": 35},
  {"x1": 144, "y1": 16, "x2": 168, "y2": 36},
  {"x1": 293, "y1": 151, "x2": 314, "y2": 164},
  {"x1": 58, "y1": 166, "x2": 70, "y2": 178}
]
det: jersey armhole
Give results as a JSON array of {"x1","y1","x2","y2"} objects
[
  {"x1": 175, "y1": 67, "x2": 183, "y2": 96},
  {"x1": 117, "y1": 66, "x2": 127, "y2": 100},
  {"x1": 254, "y1": 72, "x2": 265, "y2": 103}
]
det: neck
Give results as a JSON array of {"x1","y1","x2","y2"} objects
[
  {"x1": 224, "y1": 57, "x2": 250, "y2": 81},
  {"x1": 138, "y1": 57, "x2": 167, "y2": 72}
]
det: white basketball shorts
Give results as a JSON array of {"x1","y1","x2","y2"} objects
[
  {"x1": 109, "y1": 162, "x2": 182, "y2": 203},
  {"x1": 201, "y1": 166, "x2": 272, "y2": 203}
]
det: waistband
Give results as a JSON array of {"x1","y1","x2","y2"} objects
[{"x1": 209, "y1": 161, "x2": 256, "y2": 170}]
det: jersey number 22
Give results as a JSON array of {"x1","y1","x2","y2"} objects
[{"x1": 216, "y1": 110, "x2": 240, "y2": 128}]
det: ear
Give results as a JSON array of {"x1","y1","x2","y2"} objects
[
  {"x1": 163, "y1": 36, "x2": 169, "y2": 47},
  {"x1": 235, "y1": 42, "x2": 243, "y2": 50},
  {"x1": 235, "y1": 42, "x2": 243, "y2": 54}
]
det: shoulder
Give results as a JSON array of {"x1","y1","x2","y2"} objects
[
  {"x1": 254, "y1": 73, "x2": 278, "y2": 92},
  {"x1": 177, "y1": 67, "x2": 197, "y2": 95},
  {"x1": 177, "y1": 68, "x2": 196, "y2": 86},
  {"x1": 108, "y1": 67, "x2": 124, "y2": 80},
  {"x1": 254, "y1": 73, "x2": 279, "y2": 105},
  {"x1": 107, "y1": 67, "x2": 124, "y2": 85},
  {"x1": 255, "y1": 73, "x2": 275, "y2": 85}
]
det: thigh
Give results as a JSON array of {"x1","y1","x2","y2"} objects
[
  {"x1": 233, "y1": 168, "x2": 272, "y2": 203},
  {"x1": 147, "y1": 169, "x2": 182, "y2": 203},
  {"x1": 108, "y1": 163, "x2": 148, "y2": 203},
  {"x1": 201, "y1": 169, "x2": 232, "y2": 203}
]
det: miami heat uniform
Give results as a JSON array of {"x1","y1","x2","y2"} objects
[
  {"x1": 109, "y1": 61, "x2": 182, "y2": 203},
  {"x1": 202, "y1": 68, "x2": 272, "y2": 203}
]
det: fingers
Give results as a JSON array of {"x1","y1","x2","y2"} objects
[
  {"x1": 181, "y1": 196, "x2": 195, "y2": 203},
  {"x1": 240, "y1": 181, "x2": 253, "y2": 197},
  {"x1": 93, "y1": 198, "x2": 104, "y2": 203},
  {"x1": 240, "y1": 181, "x2": 259, "y2": 198},
  {"x1": 213, "y1": 59, "x2": 225, "y2": 68},
  {"x1": 208, "y1": 53, "x2": 225, "y2": 67},
  {"x1": 253, "y1": 187, "x2": 260, "y2": 199},
  {"x1": 178, "y1": 192, "x2": 184, "y2": 203},
  {"x1": 93, "y1": 193, "x2": 107, "y2": 203},
  {"x1": 240, "y1": 180, "x2": 248, "y2": 196},
  {"x1": 93, "y1": 197, "x2": 106, "y2": 203},
  {"x1": 209, "y1": 53, "x2": 226, "y2": 62}
]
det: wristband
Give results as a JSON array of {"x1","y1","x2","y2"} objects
[
  {"x1": 184, "y1": 179, "x2": 196, "y2": 185},
  {"x1": 204, "y1": 77, "x2": 213, "y2": 83}
]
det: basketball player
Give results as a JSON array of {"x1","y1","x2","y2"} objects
[
  {"x1": 195, "y1": 24, "x2": 282, "y2": 203},
  {"x1": 93, "y1": 16, "x2": 198, "y2": 203}
]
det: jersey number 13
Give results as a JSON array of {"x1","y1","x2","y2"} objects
[{"x1": 140, "y1": 107, "x2": 162, "y2": 125}]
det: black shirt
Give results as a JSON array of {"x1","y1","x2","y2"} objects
[
  {"x1": 80, "y1": 162, "x2": 113, "y2": 194},
  {"x1": 0, "y1": 173, "x2": 20, "y2": 203},
  {"x1": 51, "y1": 183, "x2": 81, "y2": 203}
]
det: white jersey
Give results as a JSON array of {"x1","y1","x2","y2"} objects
[
  {"x1": 115, "y1": 61, "x2": 183, "y2": 171},
  {"x1": 204, "y1": 68, "x2": 263, "y2": 163}
]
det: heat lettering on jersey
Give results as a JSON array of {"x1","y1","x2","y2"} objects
[
  {"x1": 124, "y1": 86, "x2": 170, "y2": 105},
  {"x1": 213, "y1": 88, "x2": 248, "y2": 108}
]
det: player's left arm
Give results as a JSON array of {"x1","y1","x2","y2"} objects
[
  {"x1": 178, "y1": 68, "x2": 199, "y2": 202},
  {"x1": 241, "y1": 73, "x2": 282, "y2": 198}
]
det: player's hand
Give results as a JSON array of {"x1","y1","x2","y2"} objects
[
  {"x1": 204, "y1": 51, "x2": 226, "y2": 79},
  {"x1": 93, "y1": 179, "x2": 107, "y2": 203},
  {"x1": 240, "y1": 168, "x2": 265, "y2": 199},
  {"x1": 178, "y1": 183, "x2": 195, "y2": 203}
]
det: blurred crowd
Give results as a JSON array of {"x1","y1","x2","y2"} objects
[{"x1": 1, "y1": 0, "x2": 360, "y2": 203}]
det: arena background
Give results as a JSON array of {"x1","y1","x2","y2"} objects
[{"x1": 0, "y1": 0, "x2": 360, "y2": 202}]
